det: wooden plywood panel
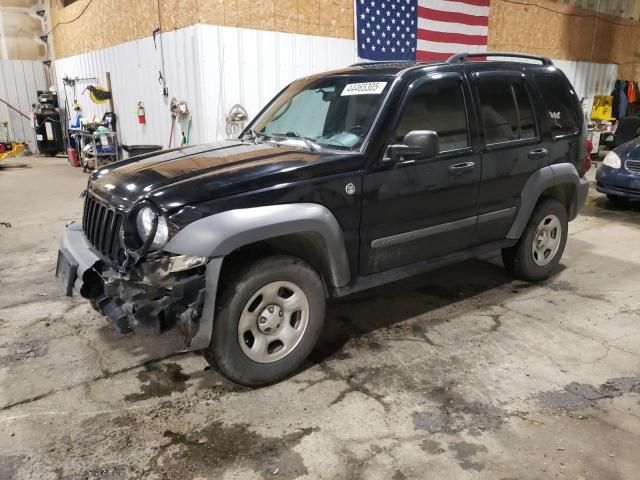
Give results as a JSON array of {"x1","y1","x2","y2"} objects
[
  {"x1": 50, "y1": 0, "x2": 355, "y2": 59},
  {"x1": 488, "y1": 0, "x2": 640, "y2": 78},
  {"x1": 198, "y1": 0, "x2": 225, "y2": 25},
  {"x1": 223, "y1": 0, "x2": 239, "y2": 26},
  {"x1": 159, "y1": 0, "x2": 199, "y2": 30},
  {"x1": 236, "y1": 0, "x2": 252, "y2": 28},
  {"x1": 488, "y1": 0, "x2": 591, "y2": 60},
  {"x1": 251, "y1": 0, "x2": 276, "y2": 31},
  {"x1": 50, "y1": 0, "x2": 156, "y2": 59}
]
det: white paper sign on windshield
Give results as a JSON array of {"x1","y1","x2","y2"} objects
[{"x1": 341, "y1": 82, "x2": 387, "y2": 96}]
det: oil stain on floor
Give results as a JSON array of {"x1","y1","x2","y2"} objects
[
  {"x1": 124, "y1": 363, "x2": 190, "y2": 402},
  {"x1": 145, "y1": 422, "x2": 317, "y2": 479},
  {"x1": 539, "y1": 376, "x2": 640, "y2": 411}
]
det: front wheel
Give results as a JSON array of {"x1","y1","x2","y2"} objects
[
  {"x1": 205, "y1": 255, "x2": 325, "y2": 386},
  {"x1": 502, "y1": 198, "x2": 568, "y2": 282}
]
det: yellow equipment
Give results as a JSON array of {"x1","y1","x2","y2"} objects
[
  {"x1": 86, "y1": 85, "x2": 111, "y2": 104},
  {"x1": 0, "y1": 121, "x2": 25, "y2": 162},
  {"x1": 591, "y1": 95, "x2": 615, "y2": 121},
  {"x1": 0, "y1": 142, "x2": 26, "y2": 162}
]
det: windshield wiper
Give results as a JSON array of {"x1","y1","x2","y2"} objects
[
  {"x1": 242, "y1": 128, "x2": 265, "y2": 144},
  {"x1": 270, "y1": 132, "x2": 321, "y2": 152}
]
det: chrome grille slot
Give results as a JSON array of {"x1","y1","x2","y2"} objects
[
  {"x1": 626, "y1": 159, "x2": 640, "y2": 174},
  {"x1": 82, "y1": 195, "x2": 125, "y2": 261}
]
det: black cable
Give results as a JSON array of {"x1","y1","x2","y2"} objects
[
  {"x1": 499, "y1": 0, "x2": 640, "y2": 28},
  {"x1": 156, "y1": 0, "x2": 168, "y2": 96},
  {"x1": 45, "y1": 0, "x2": 96, "y2": 36}
]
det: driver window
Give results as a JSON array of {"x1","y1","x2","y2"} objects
[{"x1": 394, "y1": 79, "x2": 469, "y2": 152}]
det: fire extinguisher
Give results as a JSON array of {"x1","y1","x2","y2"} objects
[{"x1": 137, "y1": 101, "x2": 146, "y2": 125}]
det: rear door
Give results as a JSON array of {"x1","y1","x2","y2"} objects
[
  {"x1": 532, "y1": 71, "x2": 585, "y2": 170},
  {"x1": 359, "y1": 71, "x2": 481, "y2": 274},
  {"x1": 471, "y1": 71, "x2": 546, "y2": 245}
]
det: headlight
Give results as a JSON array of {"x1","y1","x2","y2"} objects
[
  {"x1": 603, "y1": 151, "x2": 622, "y2": 169},
  {"x1": 136, "y1": 207, "x2": 169, "y2": 249}
]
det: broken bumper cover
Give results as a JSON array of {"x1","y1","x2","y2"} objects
[
  {"x1": 574, "y1": 176, "x2": 590, "y2": 219},
  {"x1": 57, "y1": 222, "x2": 101, "y2": 296},
  {"x1": 55, "y1": 223, "x2": 222, "y2": 351}
]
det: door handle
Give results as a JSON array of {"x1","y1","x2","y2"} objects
[
  {"x1": 448, "y1": 161, "x2": 475, "y2": 175},
  {"x1": 527, "y1": 147, "x2": 548, "y2": 160}
]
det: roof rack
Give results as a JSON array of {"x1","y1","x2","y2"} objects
[
  {"x1": 349, "y1": 60, "x2": 416, "y2": 67},
  {"x1": 446, "y1": 52, "x2": 553, "y2": 66}
]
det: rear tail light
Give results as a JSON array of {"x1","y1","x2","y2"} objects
[{"x1": 580, "y1": 139, "x2": 593, "y2": 176}]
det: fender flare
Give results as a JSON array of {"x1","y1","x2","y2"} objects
[
  {"x1": 163, "y1": 203, "x2": 351, "y2": 351},
  {"x1": 164, "y1": 203, "x2": 351, "y2": 287},
  {"x1": 506, "y1": 163, "x2": 580, "y2": 240}
]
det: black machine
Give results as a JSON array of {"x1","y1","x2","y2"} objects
[{"x1": 34, "y1": 90, "x2": 64, "y2": 155}]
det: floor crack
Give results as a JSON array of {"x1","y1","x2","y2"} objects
[{"x1": 0, "y1": 350, "x2": 191, "y2": 412}]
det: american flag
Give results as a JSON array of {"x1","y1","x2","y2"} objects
[{"x1": 356, "y1": 0, "x2": 491, "y2": 62}]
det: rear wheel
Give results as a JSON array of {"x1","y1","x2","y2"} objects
[
  {"x1": 205, "y1": 255, "x2": 325, "y2": 386},
  {"x1": 502, "y1": 198, "x2": 568, "y2": 282}
]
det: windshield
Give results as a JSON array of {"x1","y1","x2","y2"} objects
[{"x1": 246, "y1": 76, "x2": 392, "y2": 152}]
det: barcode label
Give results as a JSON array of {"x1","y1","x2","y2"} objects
[{"x1": 341, "y1": 82, "x2": 387, "y2": 96}]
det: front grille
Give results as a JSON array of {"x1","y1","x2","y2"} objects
[
  {"x1": 82, "y1": 195, "x2": 125, "y2": 261},
  {"x1": 626, "y1": 159, "x2": 640, "y2": 174}
]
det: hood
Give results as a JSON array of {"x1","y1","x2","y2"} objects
[
  {"x1": 88, "y1": 140, "x2": 362, "y2": 212},
  {"x1": 615, "y1": 136, "x2": 640, "y2": 160}
]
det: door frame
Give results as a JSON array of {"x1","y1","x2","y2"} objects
[
  {"x1": 358, "y1": 70, "x2": 483, "y2": 275},
  {"x1": 365, "y1": 69, "x2": 479, "y2": 172}
]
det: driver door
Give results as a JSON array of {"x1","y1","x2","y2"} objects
[{"x1": 359, "y1": 72, "x2": 481, "y2": 275}]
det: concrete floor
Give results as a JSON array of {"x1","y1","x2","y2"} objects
[{"x1": 0, "y1": 156, "x2": 639, "y2": 480}]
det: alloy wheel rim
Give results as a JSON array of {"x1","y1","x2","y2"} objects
[
  {"x1": 531, "y1": 214, "x2": 562, "y2": 266},
  {"x1": 237, "y1": 281, "x2": 310, "y2": 363}
]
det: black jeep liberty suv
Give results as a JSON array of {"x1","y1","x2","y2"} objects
[{"x1": 56, "y1": 52, "x2": 590, "y2": 386}]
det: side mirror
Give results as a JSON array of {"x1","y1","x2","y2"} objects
[{"x1": 385, "y1": 130, "x2": 439, "y2": 163}]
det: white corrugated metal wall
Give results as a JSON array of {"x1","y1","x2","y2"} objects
[
  {"x1": 0, "y1": 60, "x2": 47, "y2": 151},
  {"x1": 53, "y1": 25, "x2": 356, "y2": 150},
  {"x1": 54, "y1": 27, "x2": 202, "y2": 150},
  {"x1": 198, "y1": 24, "x2": 357, "y2": 140},
  {"x1": 53, "y1": 26, "x2": 620, "y2": 150},
  {"x1": 553, "y1": 59, "x2": 618, "y2": 115}
]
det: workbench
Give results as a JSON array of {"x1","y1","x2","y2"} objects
[{"x1": 72, "y1": 129, "x2": 119, "y2": 171}]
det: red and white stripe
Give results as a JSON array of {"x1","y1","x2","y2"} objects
[{"x1": 416, "y1": 0, "x2": 490, "y2": 62}]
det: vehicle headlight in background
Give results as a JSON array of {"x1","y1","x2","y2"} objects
[
  {"x1": 603, "y1": 151, "x2": 622, "y2": 169},
  {"x1": 136, "y1": 206, "x2": 169, "y2": 249}
]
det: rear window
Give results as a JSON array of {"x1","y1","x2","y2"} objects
[
  {"x1": 534, "y1": 73, "x2": 582, "y2": 138},
  {"x1": 477, "y1": 77, "x2": 537, "y2": 145}
]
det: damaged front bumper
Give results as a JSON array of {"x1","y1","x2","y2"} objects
[{"x1": 55, "y1": 222, "x2": 222, "y2": 351}]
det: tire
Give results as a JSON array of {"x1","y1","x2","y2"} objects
[
  {"x1": 205, "y1": 255, "x2": 325, "y2": 387},
  {"x1": 502, "y1": 198, "x2": 568, "y2": 282},
  {"x1": 607, "y1": 194, "x2": 630, "y2": 206}
]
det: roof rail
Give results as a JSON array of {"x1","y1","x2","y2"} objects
[
  {"x1": 349, "y1": 60, "x2": 415, "y2": 67},
  {"x1": 446, "y1": 52, "x2": 553, "y2": 66}
]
